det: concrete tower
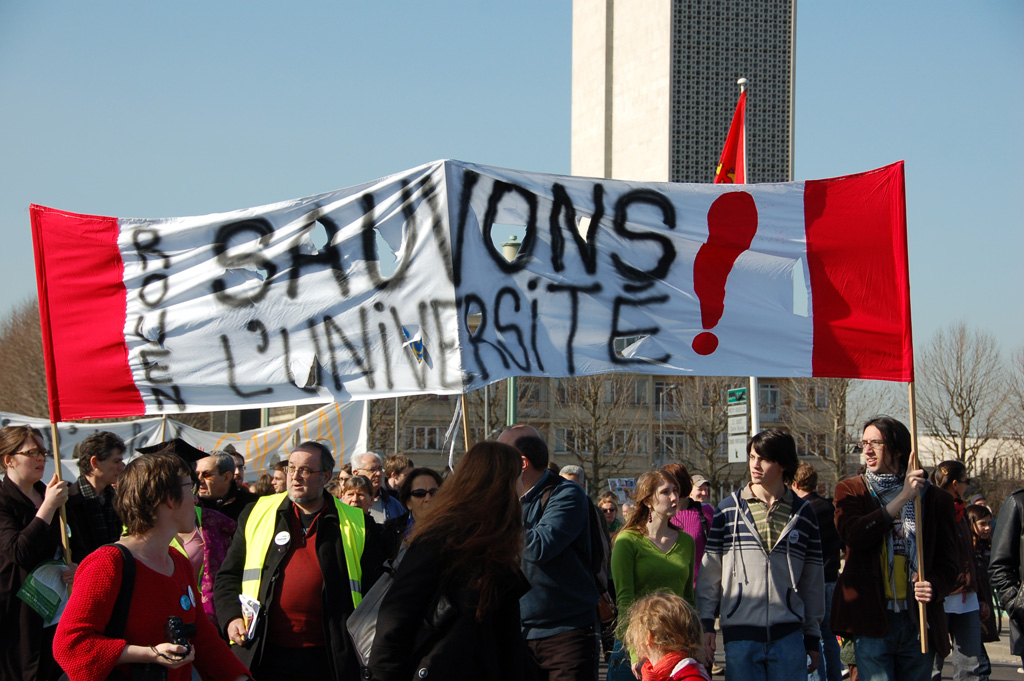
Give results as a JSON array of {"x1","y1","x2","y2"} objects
[{"x1": 571, "y1": 0, "x2": 795, "y2": 183}]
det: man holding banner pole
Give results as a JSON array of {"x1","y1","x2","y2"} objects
[{"x1": 830, "y1": 416, "x2": 956, "y2": 679}]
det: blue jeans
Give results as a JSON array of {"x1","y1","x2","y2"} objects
[
  {"x1": 606, "y1": 639, "x2": 635, "y2": 681},
  {"x1": 724, "y1": 630, "x2": 806, "y2": 681},
  {"x1": 820, "y1": 581, "x2": 843, "y2": 681},
  {"x1": 932, "y1": 608, "x2": 989, "y2": 681},
  {"x1": 854, "y1": 610, "x2": 934, "y2": 681}
]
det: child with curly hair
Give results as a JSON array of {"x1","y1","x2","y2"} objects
[{"x1": 623, "y1": 591, "x2": 710, "y2": 681}]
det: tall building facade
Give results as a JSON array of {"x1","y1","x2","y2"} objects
[{"x1": 571, "y1": 0, "x2": 796, "y2": 183}]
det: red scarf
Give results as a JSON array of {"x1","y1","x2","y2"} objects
[{"x1": 641, "y1": 651, "x2": 710, "y2": 681}]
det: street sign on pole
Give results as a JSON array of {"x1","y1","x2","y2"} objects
[
  {"x1": 728, "y1": 416, "x2": 747, "y2": 435},
  {"x1": 728, "y1": 434, "x2": 748, "y2": 463},
  {"x1": 727, "y1": 388, "x2": 748, "y2": 404}
]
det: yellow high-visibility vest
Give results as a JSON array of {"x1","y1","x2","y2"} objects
[{"x1": 240, "y1": 492, "x2": 365, "y2": 609}]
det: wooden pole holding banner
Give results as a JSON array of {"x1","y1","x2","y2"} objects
[
  {"x1": 460, "y1": 394, "x2": 471, "y2": 453},
  {"x1": 907, "y1": 382, "x2": 928, "y2": 653},
  {"x1": 48, "y1": 422, "x2": 73, "y2": 566}
]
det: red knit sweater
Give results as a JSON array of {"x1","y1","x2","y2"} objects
[{"x1": 54, "y1": 545, "x2": 249, "y2": 681}]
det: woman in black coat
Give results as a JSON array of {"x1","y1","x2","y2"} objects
[
  {"x1": 0, "y1": 425, "x2": 75, "y2": 681},
  {"x1": 366, "y1": 441, "x2": 529, "y2": 681}
]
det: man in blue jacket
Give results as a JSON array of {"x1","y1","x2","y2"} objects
[{"x1": 499, "y1": 424, "x2": 598, "y2": 681}]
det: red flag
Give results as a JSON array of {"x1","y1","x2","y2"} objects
[{"x1": 714, "y1": 90, "x2": 746, "y2": 184}]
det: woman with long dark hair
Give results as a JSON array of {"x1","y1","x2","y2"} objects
[
  {"x1": 366, "y1": 441, "x2": 528, "y2": 681},
  {"x1": 966, "y1": 504, "x2": 999, "y2": 652}
]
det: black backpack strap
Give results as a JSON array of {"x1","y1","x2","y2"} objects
[
  {"x1": 537, "y1": 474, "x2": 563, "y2": 515},
  {"x1": 697, "y1": 502, "x2": 711, "y2": 541},
  {"x1": 105, "y1": 543, "x2": 135, "y2": 639}
]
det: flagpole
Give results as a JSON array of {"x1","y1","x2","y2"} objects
[
  {"x1": 49, "y1": 421, "x2": 73, "y2": 566},
  {"x1": 736, "y1": 77, "x2": 760, "y2": 435},
  {"x1": 908, "y1": 382, "x2": 928, "y2": 652}
]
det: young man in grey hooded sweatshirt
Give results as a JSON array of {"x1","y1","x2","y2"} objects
[{"x1": 696, "y1": 429, "x2": 825, "y2": 679}]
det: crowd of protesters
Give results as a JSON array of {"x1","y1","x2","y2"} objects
[{"x1": 1, "y1": 416, "x2": 1022, "y2": 680}]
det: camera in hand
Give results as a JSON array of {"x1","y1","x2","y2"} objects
[{"x1": 165, "y1": 616, "x2": 197, "y2": 657}]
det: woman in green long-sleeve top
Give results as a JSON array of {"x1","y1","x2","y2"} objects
[{"x1": 608, "y1": 469, "x2": 696, "y2": 680}]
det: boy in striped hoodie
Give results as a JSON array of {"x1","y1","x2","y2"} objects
[{"x1": 695, "y1": 429, "x2": 825, "y2": 679}]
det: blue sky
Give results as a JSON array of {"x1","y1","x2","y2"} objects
[{"x1": 1, "y1": 1, "x2": 1021, "y2": 361}]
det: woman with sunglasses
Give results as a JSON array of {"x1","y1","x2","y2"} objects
[
  {"x1": 0, "y1": 425, "x2": 75, "y2": 681},
  {"x1": 398, "y1": 467, "x2": 444, "y2": 532},
  {"x1": 930, "y1": 460, "x2": 988, "y2": 680},
  {"x1": 54, "y1": 451, "x2": 250, "y2": 681}
]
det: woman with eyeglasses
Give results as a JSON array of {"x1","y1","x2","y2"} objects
[
  {"x1": 930, "y1": 460, "x2": 988, "y2": 680},
  {"x1": 0, "y1": 425, "x2": 75, "y2": 681},
  {"x1": 366, "y1": 442, "x2": 528, "y2": 680},
  {"x1": 831, "y1": 416, "x2": 959, "y2": 680},
  {"x1": 54, "y1": 451, "x2": 250, "y2": 681}
]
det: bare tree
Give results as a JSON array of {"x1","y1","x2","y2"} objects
[
  {"x1": 917, "y1": 322, "x2": 1008, "y2": 474},
  {"x1": 0, "y1": 298, "x2": 49, "y2": 418},
  {"x1": 552, "y1": 375, "x2": 647, "y2": 498},
  {"x1": 781, "y1": 378, "x2": 853, "y2": 486},
  {"x1": 366, "y1": 395, "x2": 437, "y2": 455},
  {"x1": 675, "y1": 376, "x2": 747, "y2": 493},
  {"x1": 1009, "y1": 345, "x2": 1024, "y2": 452}
]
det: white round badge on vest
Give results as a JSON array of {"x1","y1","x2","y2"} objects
[
  {"x1": 789, "y1": 530, "x2": 800, "y2": 543},
  {"x1": 274, "y1": 531, "x2": 291, "y2": 546}
]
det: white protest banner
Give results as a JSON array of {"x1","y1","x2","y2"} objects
[
  {"x1": 32, "y1": 160, "x2": 911, "y2": 420},
  {"x1": 5, "y1": 400, "x2": 365, "y2": 479},
  {"x1": 0, "y1": 410, "x2": 169, "y2": 479},
  {"x1": 162, "y1": 401, "x2": 367, "y2": 472}
]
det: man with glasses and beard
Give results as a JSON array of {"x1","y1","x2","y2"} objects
[{"x1": 214, "y1": 441, "x2": 383, "y2": 681}]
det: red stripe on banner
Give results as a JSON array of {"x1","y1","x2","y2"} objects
[
  {"x1": 30, "y1": 205, "x2": 145, "y2": 420},
  {"x1": 805, "y1": 162, "x2": 913, "y2": 382}
]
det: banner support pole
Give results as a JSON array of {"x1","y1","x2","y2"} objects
[
  {"x1": 460, "y1": 394, "x2": 471, "y2": 452},
  {"x1": 49, "y1": 421, "x2": 72, "y2": 566},
  {"x1": 908, "y1": 381, "x2": 928, "y2": 653}
]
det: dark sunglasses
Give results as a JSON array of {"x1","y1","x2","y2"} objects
[{"x1": 408, "y1": 488, "x2": 439, "y2": 498}]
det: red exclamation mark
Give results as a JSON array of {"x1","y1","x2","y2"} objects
[{"x1": 691, "y1": 192, "x2": 758, "y2": 356}]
